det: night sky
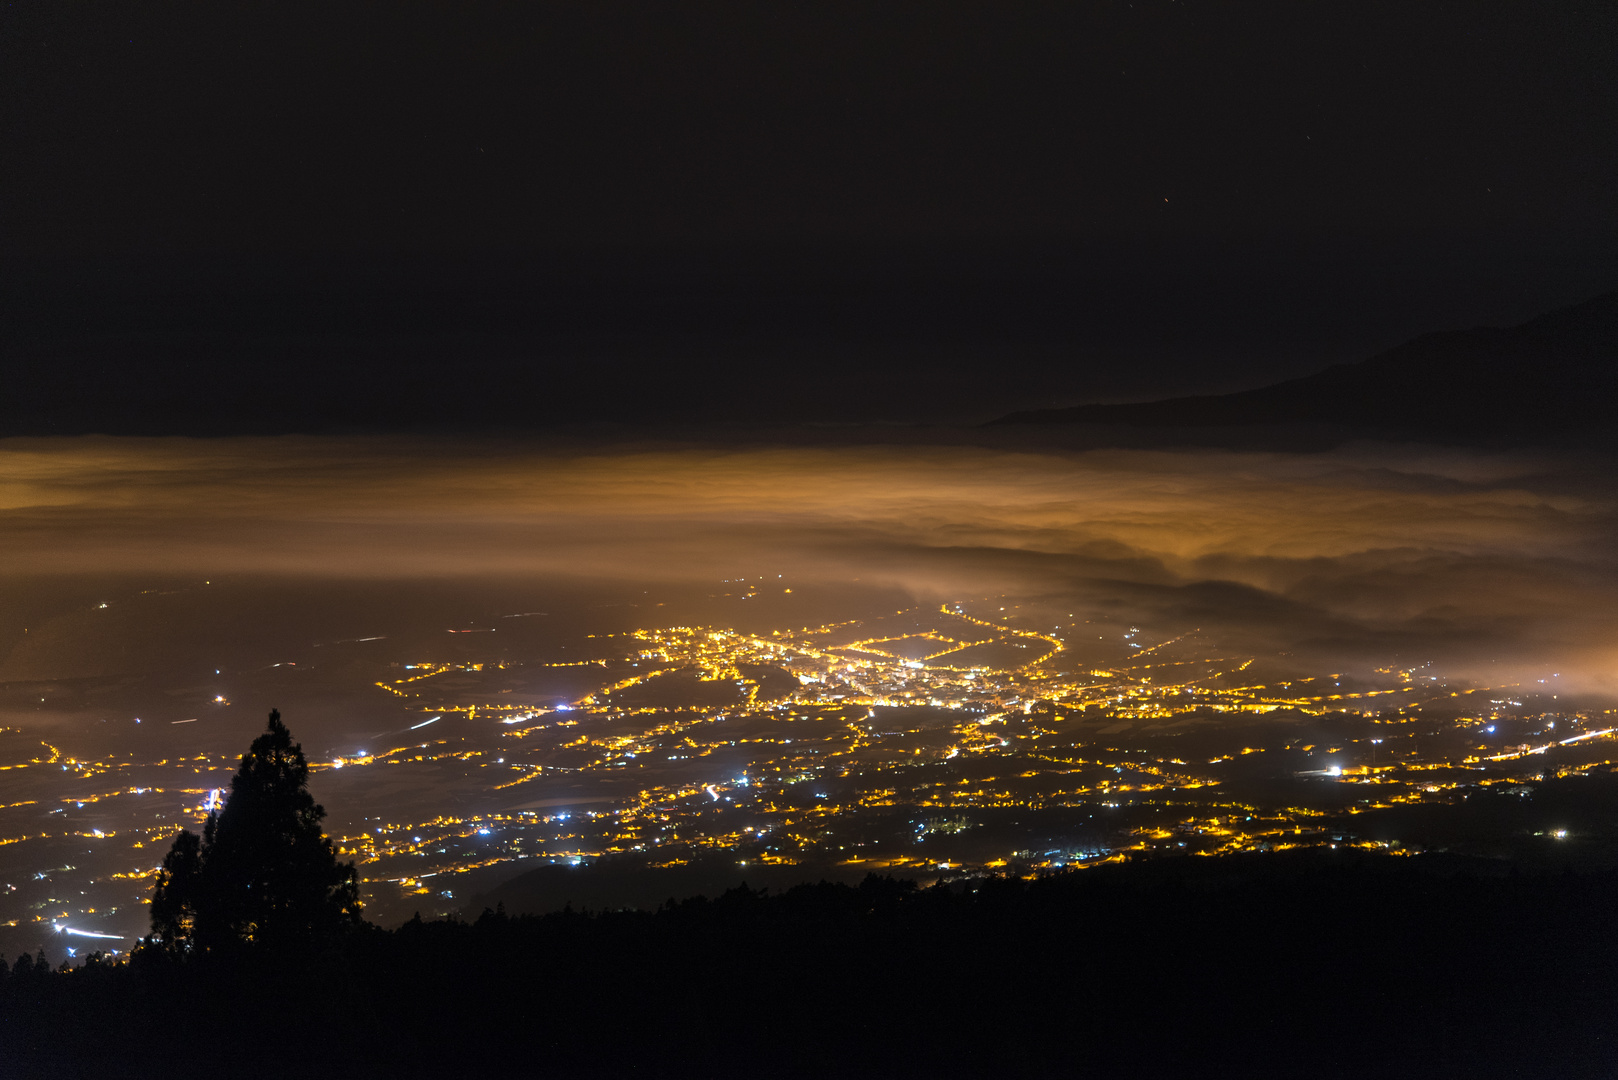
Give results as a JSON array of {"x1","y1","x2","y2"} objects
[{"x1": 5, "y1": 1, "x2": 1616, "y2": 426}]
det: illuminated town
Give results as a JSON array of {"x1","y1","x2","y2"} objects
[{"x1": 2, "y1": 595, "x2": 1614, "y2": 956}]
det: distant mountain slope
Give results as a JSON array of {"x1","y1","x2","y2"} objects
[{"x1": 993, "y1": 290, "x2": 1618, "y2": 438}]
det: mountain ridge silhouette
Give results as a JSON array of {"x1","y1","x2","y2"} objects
[{"x1": 992, "y1": 289, "x2": 1618, "y2": 439}]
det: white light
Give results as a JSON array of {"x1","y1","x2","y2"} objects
[{"x1": 410, "y1": 716, "x2": 440, "y2": 730}]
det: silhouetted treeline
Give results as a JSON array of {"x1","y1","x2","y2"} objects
[{"x1": 4, "y1": 849, "x2": 1617, "y2": 1079}]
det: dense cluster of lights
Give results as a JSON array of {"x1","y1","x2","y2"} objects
[{"x1": 4, "y1": 601, "x2": 1613, "y2": 947}]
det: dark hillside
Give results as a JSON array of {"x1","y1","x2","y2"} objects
[
  {"x1": 995, "y1": 290, "x2": 1618, "y2": 440},
  {"x1": 6, "y1": 851, "x2": 1618, "y2": 1079}
]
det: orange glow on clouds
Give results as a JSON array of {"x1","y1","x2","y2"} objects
[{"x1": 1, "y1": 435, "x2": 1614, "y2": 689}]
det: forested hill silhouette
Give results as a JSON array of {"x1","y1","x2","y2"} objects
[
  {"x1": 6, "y1": 851, "x2": 1618, "y2": 1078},
  {"x1": 993, "y1": 290, "x2": 1618, "y2": 439}
]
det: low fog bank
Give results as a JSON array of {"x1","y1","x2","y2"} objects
[{"x1": 1, "y1": 433, "x2": 1614, "y2": 695}]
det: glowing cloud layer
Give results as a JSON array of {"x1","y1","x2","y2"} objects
[{"x1": 2, "y1": 435, "x2": 1615, "y2": 689}]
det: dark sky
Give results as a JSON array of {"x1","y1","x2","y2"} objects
[{"x1": 4, "y1": 1, "x2": 1616, "y2": 424}]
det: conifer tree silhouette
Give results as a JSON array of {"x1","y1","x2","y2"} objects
[
  {"x1": 149, "y1": 828, "x2": 203, "y2": 948},
  {"x1": 150, "y1": 710, "x2": 361, "y2": 955}
]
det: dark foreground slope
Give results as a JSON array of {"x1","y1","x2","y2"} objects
[
  {"x1": 995, "y1": 290, "x2": 1618, "y2": 440},
  {"x1": 5, "y1": 851, "x2": 1617, "y2": 1080}
]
